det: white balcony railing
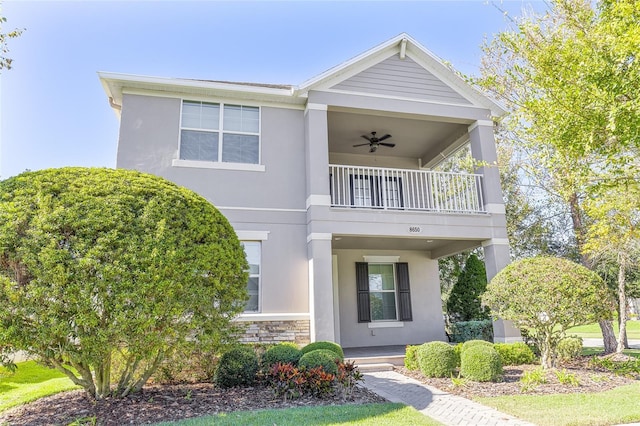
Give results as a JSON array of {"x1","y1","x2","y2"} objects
[{"x1": 329, "y1": 164, "x2": 485, "y2": 213}]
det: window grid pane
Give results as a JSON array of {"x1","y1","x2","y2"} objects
[
  {"x1": 241, "y1": 241, "x2": 261, "y2": 312},
  {"x1": 179, "y1": 130, "x2": 219, "y2": 161},
  {"x1": 368, "y1": 264, "x2": 397, "y2": 321}
]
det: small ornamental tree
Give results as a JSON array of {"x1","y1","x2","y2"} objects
[
  {"x1": 483, "y1": 257, "x2": 612, "y2": 368},
  {"x1": 0, "y1": 168, "x2": 249, "y2": 398},
  {"x1": 446, "y1": 254, "x2": 489, "y2": 322}
]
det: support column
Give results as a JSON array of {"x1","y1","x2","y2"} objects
[
  {"x1": 304, "y1": 102, "x2": 331, "y2": 207},
  {"x1": 482, "y1": 240, "x2": 522, "y2": 343},
  {"x1": 307, "y1": 234, "x2": 336, "y2": 342},
  {"x1": 468, "y1": 120, "x2": 503, "y2": 210}
]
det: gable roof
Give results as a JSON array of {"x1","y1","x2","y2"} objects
[
  {"x1": 296, "y1": 33, "x2": 505, "y2": 117},
  {"x1": 99, "y1": 33, "x2": 505, "y2": 117}
]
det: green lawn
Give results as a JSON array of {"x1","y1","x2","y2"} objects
[
  {"x1": 155, "y1": 403, "x2": 443, "y2": 426},
  {"x1": 0, "y1": 361, "x2": 80, "y2": 412},
  {"x1": 476, "y1": 382, "x2": 640, "y2": 426},
  {"x1": 582, "y1": 347, "x2": 640, "y2": 358},
  {"x1": 567, "y1": 321, "x2": 640, "y2": 339}
]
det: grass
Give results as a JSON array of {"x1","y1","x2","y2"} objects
[
  {"x1": 155, "y1": 403, "x2": 443, "y2": 426},
  {"x1": 582, "y1": 347, "x2": 640, "y2": 358},
  {"x1": 567, "y1": 321, "x2": 640, "y2": 339},
  {"x1": 0, "y1": 360, "x2": 80, "y2": 412},
  {"x1": 477, "y1": 382, "x2": 640, "y2": 426}
]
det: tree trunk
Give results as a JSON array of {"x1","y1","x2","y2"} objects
[
  {"x1": 617, "y1": 258, "x2": 628, "y2": 353},
  {"x1": 568, "y1": 192, "x2": 617, "y2": 353}
]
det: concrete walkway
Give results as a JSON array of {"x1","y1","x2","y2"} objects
[{"x1": 362, "y1": 370, "x2": 534, "y2": 426}]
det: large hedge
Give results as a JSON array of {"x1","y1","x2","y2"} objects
[
  {"x1": 446, "y1": 254, "x2": 490, "y2": 322},
  {"x1": 483, "y1": 257, "x2": 612, "y2": 368},
  {"x1": 0, "y1": 168, "x2": 249, "y2": 398}
]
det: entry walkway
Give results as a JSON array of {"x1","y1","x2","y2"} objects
[{"x1": 362, "y1": 370, "x2": 534, "y2": 426}]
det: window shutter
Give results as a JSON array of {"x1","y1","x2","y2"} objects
[
  {"x1": 396, "y1": 262, "x2": 413, "y2": 321},
  {"x1": 355, "y1": 262, "x2": 371, "y2": 323}
]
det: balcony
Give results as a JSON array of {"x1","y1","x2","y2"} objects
[{"x1": 329, "y1": 164, "x2": 485, "y2": 214}]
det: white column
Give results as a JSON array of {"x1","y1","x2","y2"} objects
[{"x1": 307, "y1": 234, "x2": 335, "y2": 342}]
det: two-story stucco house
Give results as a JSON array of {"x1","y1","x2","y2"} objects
[{"x1": 99, "y1": 33, "x2": 520, "y2": 349}]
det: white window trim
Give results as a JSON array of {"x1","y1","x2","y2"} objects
[
  {"x1": 241, "y1": 241, "x2": 262, "y2": 313},
  {"x1": 368, "y1": 321, "x2": 404, "y2": 329},
  {"x1": 177, "y1": 100, "x2": 262, "y2": 167},
  {"x1": 236, "y1": 231, "x2": 269, "y2": 241},
  {"x1": 172, "y1": 159, "x2": 265, "y2": 172},
  {"x1": 363, "y1": 255, "x2": 400, "y2": 263}
]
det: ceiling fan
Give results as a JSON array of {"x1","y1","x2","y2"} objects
[{"x1": 353, "y1": 131, "x2": 395, "y2": 153}]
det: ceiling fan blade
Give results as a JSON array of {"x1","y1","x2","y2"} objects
[
  {"x1": 361, "y1": 135, "x2": 372, "y2": 142},
  {"x1": 353, "y1": 143, "x2": 371, "y2": 147},
  {"x1": 379, "y1": 142, "x2": 396, "y2": 148},
  {"x1": 378, "y1": 134, "x2": 392, "y2": 141}
]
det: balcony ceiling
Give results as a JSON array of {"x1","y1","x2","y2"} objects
[
  {"x1": 327, "y1": 110, "x2": 468, "y2": 160},
  {"x1": 331, "y1": 235, "x2": 482, "y2": 259}
]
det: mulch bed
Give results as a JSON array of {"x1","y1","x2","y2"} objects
[
  {"x1": 397, "y1": 356, "x2": 636, "y2": 398},
  {"x1": 0, "y1": 383, "x2": 386, "y2": 426}
]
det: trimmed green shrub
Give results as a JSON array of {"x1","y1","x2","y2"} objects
[
  {"x1": 214, "y1": 346, "x2": 259, "y2": 388},
  {"x1": 301, "y1": 341, "x2": 344, "y2": 360},
  {"x1": 557, "y1": 336, "x2": 583, "y2": 361},
  {"x1": 460, "y1": 344, "x2": 503, "y2": 382},
  {"x1": 446, "y1": 254, "x2": 490, "y2": 321},
  {"x1": 261, "y1": 343, "x2": 302, "y2": 370},
  {"x1": 447, "y1": 320, "x2": 494, "y2": 343},
  {"x1": 453, "y1": 343, "x2": 463, "y2": 367},
  {"x1": 494, "y1": 342, "x2": 536, "y2": 365},
  {"x1": 298, "y1": 349, "x2": 339, "y2": 375},
  {"x1": 404, "y1": 345, "x2": 420, "y2": 370},
  {"x1": 461, "y1": 339, "x2": 494, "y2": 354},
  {"x1": 416, "y1": 341, "x2": 457, "y2": 378}
]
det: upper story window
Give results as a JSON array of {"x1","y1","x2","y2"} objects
[{"x1": 180, "y1": 101, "x2": 260, "y2": 164}]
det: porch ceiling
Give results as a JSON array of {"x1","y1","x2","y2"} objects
[
  {"x1": 327, "y1": 110, "x2": 468, "y2": 160},
  {"x1": 331, "y1": 235, "x2": 481, "y2": 259}
]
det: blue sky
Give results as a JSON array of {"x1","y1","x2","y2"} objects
[{"x1": 0, "y1": 0, "x2": 547, "y2": 179}]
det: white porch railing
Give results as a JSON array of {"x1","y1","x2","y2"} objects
[{"x1": 329, "y1": 164, "x2": 485, "y2": 213}]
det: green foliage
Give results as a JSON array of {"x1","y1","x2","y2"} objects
[
  {"x1": 416, "y1": 341, "x2": 457, "y2": 378},
  {"x1": 335, "y1": 360, "x2": 363, "y2": 399},
  {"x1": 461, "y1": 339, "x2": 494, "y2": 354},
  {"x1": 447, "y1": 320, "x2": 493, "y2": 343},
  {"x1": 301, "y1": 341, "x2": 344, "y2": 360},
  {"x1": 298, "y1": 349, "x2": 339, "y2": 375},
  {"x1": 555, "y1": 369, "x2": 580, "y2": 386},
  {"x1": 446, "y1": 254, "x2": 489, "y2": 322},
  {"x1": 589, "y1": 356, "x2": 640, "y2": 378},
  {"x1": 519, "y1": 367, "x2": 548, "y2": 393},
  {"x1": 404, "y1": 345, "x2": 420, "y2": 370},
  {"x1": 261, "y1": 343, "x2": 302, "y2": 371},
  {"x1": 0, "y1": 15, "x2": 24, "y2": 72},
  {"x1": 460, "y1": 345, "x2": 503, "y2": 382},
  {"x1": 483, "y1": 257, "x2": 612, "y2": 368},
  {"x1": 214, "y1": 347, "x2": 258, "y2": 388},
  {"x1": 557, "y1": 337, "x2": 584, "y2": 362},
  {"x1": 452, "y1": 343, "x2": 463, "y2": 367},
  {"x1": 494, "y1": 342, "x2": 536, "y2": 366},
  {"x1": 0, "y1": 168, "x2": 249, "y2": 398}
]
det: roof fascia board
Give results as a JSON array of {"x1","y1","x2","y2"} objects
[
  {"x1": 120, "y1": 87, "x2": 305, "y2": 111},
  {"x1": 98, "y1": 72, "x2": 299, "y2": 106}
]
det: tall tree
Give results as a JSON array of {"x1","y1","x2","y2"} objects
[{"x1": 475, "y1": 0, "x2": 640, "y2": 353}]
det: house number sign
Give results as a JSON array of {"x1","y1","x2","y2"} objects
[{"x1": 408, "y1": 226, "x2": 422, "y2": 233}]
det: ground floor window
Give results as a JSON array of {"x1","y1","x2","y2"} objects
[
  {"x1": 241, "y1": 241, "x2": 260, "y2": 312},
  {"x1": 356, "y1": 262, "x2": 412, "y2": 322}
]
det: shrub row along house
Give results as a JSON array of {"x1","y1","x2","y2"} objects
[{"x1": 99, "y1": 33, "x2": 519, "y2": 349}]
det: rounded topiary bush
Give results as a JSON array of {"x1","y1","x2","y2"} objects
[
  {"x1": 404, "y1": 345, "x2": 420, "y2": 370},
  {"x1": 557, "y1": 336, "x2": 583, "y2": 362},
  {"x1": 214, "y1": 346, "x2": 259, "y2": 388},
  {"x1": 461, "y1": 339, "x2": 494, "y2": 354},
  {"x1": 494, "y1": 342, "x2": 535, "y2": 365},
  {"x1": 453, "y1": 343, "x2": 463, "y2": 367},
  {"x1": 298, "y1": 349, "x2": 339, "y2": 375},
  {"x1": 261, "y1": 343, "x2": 302, "y2": 370},
  {"x1": 301, "y1": 341, "x2": 344, "y2": 360},
  {"x1": 417, "y1": 341, "x2": 457, "y2": 378},
  {"x1": 460, "y1": 345, "x2": 503, "y2": 382}
]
